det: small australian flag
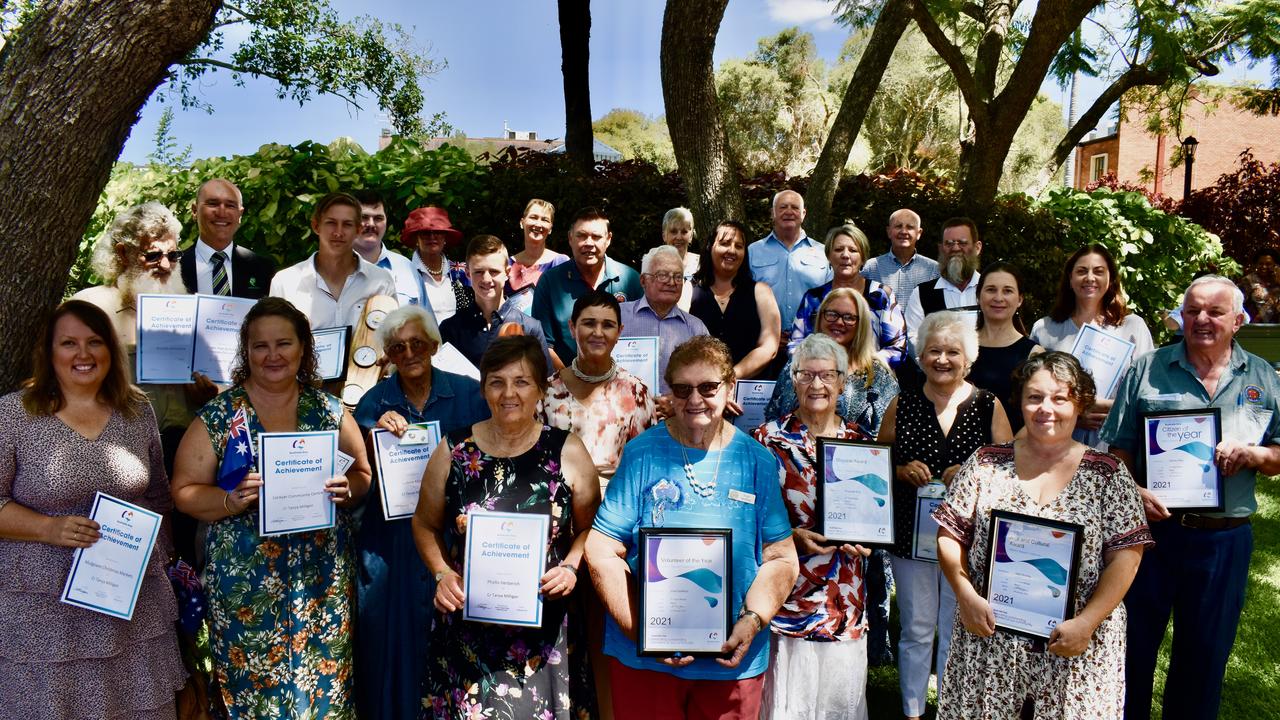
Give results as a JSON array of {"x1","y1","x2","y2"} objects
[{"x1": 217, "y1": 405, "x2": 254, "y2": 491}]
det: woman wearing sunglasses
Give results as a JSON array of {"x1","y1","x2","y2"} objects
[
  {"x1": 585, "y1": 336, "x2": 799, "y2": 719},
  {"x1": 351, "y1": 305, "x2": 489, "y2": 719}
]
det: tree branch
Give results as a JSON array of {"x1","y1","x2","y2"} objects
[
  {"x1": 908, "y1": 0, "x2": 986, "y2": 125},
  {"x1": 176, "y1": 57, "x2": 364, "y2": 109}
]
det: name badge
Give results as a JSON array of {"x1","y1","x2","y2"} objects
[{"x1": 728, "y1": 489, "x2": 756, "y2": 505}]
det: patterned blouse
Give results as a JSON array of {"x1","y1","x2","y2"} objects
[
  {"x1": 764, "y1": 356, "x2": 899, "y2": 437},
  {"x1": 753, "y1": 413, "x2": 870, "y2": 641},
  {"x1": 787, "y1": 279, "x2": 908, "y2": 369},
  {"x1": 539, "y1": 367, "x2": 656, "y2": 478}
]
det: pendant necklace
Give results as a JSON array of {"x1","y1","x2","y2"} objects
[{"x1": 680, "y1": 422, "x2": 726, "y2": 497}]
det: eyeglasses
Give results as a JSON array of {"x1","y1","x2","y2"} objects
[
  {"x1": 644, "y1": 271, "x2": 683, "y2": 285},
  {"x1": 821, "y1": 310, "x2": 858, "y2": 325},
  {"x1": 143, "y1": 250, "x2": 181, "y2": 264},
  {"x1": 385, "y1": 338, "x2": 433, "y2": 357},
  {"x1": 669, "y1": 381, "x2": 724, "y2": 399},
  {"x1": 942, "y1": 239, "x2": 972, "y2": 249},
  {"x1": 793, "y1": 369, "x2": 844, "y2": 385}
]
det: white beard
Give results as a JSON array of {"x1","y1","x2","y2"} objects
[
  {"x1": 120, "y1": 270, "x2": 186, "y2": 307},
  {"x1": 942, "y1": 254, "x2": 979, "y2": 286}
]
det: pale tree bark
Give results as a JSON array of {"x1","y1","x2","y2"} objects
[
  {"x1": 805, "y1": 0, "x2": 912, "y2": 238},
  {"x1": 558, "y1": 0, "x2": 594, "y2": 175},
  {"x1": 0, "y1": 0, "x2": 221, "y2": 390},
  {"x1": 660, "y1": 0, "x2": 744, "y2": 240}
]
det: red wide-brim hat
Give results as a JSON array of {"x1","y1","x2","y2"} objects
[{"x1": 403, "y1": 206, "x2": 464, "y2": 247}]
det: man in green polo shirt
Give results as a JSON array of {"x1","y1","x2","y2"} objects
[
  {"x1": 1102, "y1": 275, "x2": 1280, "y2": 720},
  {"x1": 532, "y1": 206, "x2": 642, "y2": 368}
]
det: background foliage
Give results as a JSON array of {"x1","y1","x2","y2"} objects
[{"x1": 1179, "y1": 150, "x2": 1280, "y2": 263}]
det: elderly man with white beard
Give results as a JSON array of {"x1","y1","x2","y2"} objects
[{"x1": 903, "y1": 217, "x2": 984, "y2": 354}]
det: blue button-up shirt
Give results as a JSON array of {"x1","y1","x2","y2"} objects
[
  {"x1": 861, "y1": 250, "x2": 939, "y2": 305},
  {"x1": 618, "y1": 296, "x2": 710, "y2": 394},
  {"x1": 748, "y1": 231, "x2": 831, "y2": 327},
  {"x1": 532, "y1": 256, "x2": 643, "y2": 363}
]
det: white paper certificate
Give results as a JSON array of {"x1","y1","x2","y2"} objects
[
  {"x1": 912, "y1": 482, "x2": 947, "y2": 562},
  {"x1": 371, "y1": 422, "x2": 441, "y2": 520},
  {"x1": 638, "y1": 529, "x2": 731, "y2": 656},
  {"x1": 60, "y1": 493, "x2": 162, "y2": 620},
  {"x1": 191, "y1": 295, "x2": 256, "y2": 383},
  {"x1": 817, "y1": 439, "x2": 895, "y2": 545},
  {"x1": 463, "y1": 511, "x2": 549, "y2": 627},
  {"x1": 1142, "y1": 410, "x2": 1223, "y2": 511},
  {"x1": 733, "y1": 380, "x2": 776, "y2": 430},
  {"x1": 136, "y1": 294, "x2": 198, "y2": 383},
  {"x1": 258, "y1": 431, "x2": 338, "y2": 535},
  {"x1": 613, "y1": 337, "x2": 660, "y2": 395},
  {"x1": 313, "y1": 326, "x2": 352, "y2": 381},
  {"x1": 986, "y1": 511, "x2": 1082, "y2": 640},
  {"x1": 1068, "y1": 324, "x2": 1137, "y2": 399}
]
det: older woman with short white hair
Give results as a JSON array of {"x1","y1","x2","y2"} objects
[
  {"x1": 662, "y1": 206, "x2": 698, "y2": 310},
  {"x1": 876, "y1": 311, "x2": 1013, "y2": 720}
]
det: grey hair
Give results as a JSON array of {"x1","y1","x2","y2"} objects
[
  {"x1": 792, "y1": 333, "x2": 849, "y2": 381},
  {"x1": 772, "y1": 189, "x2": 805, "y2": 210},
  {"x1": 376, "y1": 304, "x2": 441, "y2": 347},
  {"x1": 887, "y1": 208, "x2": 921, "y2": 228},
  {"x1": 1186, "y1": 274, "x2": 1245, "y2": 314},
  {"x1": 641, "y1": 244, "x2": 684, "y2": 274},
  {"x1": 92, "y1": 202, "x2": 182, "y2": 282},
  {"x1": 662, "y1": 207, "x2": 694, "y2": 236},
  {"x1": 916, "y1": 310, "x2": 979, "y2": 366}
]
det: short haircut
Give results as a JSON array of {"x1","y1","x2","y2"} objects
[
  {"x1": 196, "y1": 178, "x2": 243, "y2": 207},
  {"x1": 663, "y1": 207, "x2": 695, "y2": 236},
  {"x1": 1010, "y1": 351, "x2": 1096, "y2": 415},
  {"x1": 1186, "y1": 274, "x2": 1245, "y2": 314},
  {"x1": 22, "y1": 300, "x2": 147, "y2": 418},
  {"x1": 941, "y1": 216, "x2": 979, "y2": 246},
  {"x1": 1251, "y1": 247, "x2": 1280, "y2": 266},
  {"x1": 771, "y1": 189, "x2": 805, "y2": 210},
  {"x1": 465, "y1": 234, "x2": 509, "y2": 263},
  {"x1": 569, "y1": 206, "x2": 609, "y2": 232},
  {"x1": 816, "y1": 287, "x2": 879, "y2": 386},
  {"x1": 692, "y1": 220, "x2": 752, "y2": 288},
  {"x1": 94, "y1": 202, "x2": 183, "y2": 282},
  {"x1": 792, "y1": 333, "x2": 849, "y2": 385},
  {"x1": 523, "y1": 198, "x2": 556, "y2": 220},
  {"x1": 975, "y1": 261, "x2": 1029, "y2": 334},
  {"x1": 571, "y1": 289, "x2": 622, "y2": 324},
  {"x1": 641, "y1": 244, "x2": 683, "y2": 274},
  {"x1": 311, "y1": 192, "x2": 362, "y2": 226},
  {"x1": 824, "y1": 222, "x2": 871, "y2": 261},
  {"x1": 916, "y1": 310, "x2": 979, "y2": 367},
  {"x1": 887, "y1": 208, "x2": 921, "y2": 228},
  {"x1": 230, "y1": 298, "x2": 320, "y2": 387},
  {"x1": 665, "y1": 335, "x2": 735, "y2": 387},
  {"x1": 479, "y1": 335, "x2": 549, "y2": 393},
  {"x1": 377, "y1": 304, "x2": 441, "y2": 347},
  {"x1": 1049, "y1": 244, "x2": 1129, "y2": 325},
  {"x1": 352, "y1": 189, "x2": 386, "y2": 208}
]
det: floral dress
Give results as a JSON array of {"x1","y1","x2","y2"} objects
[
  {"x1": 540, "y1": 368, "x2": 656, "y2": 478},
  {"x1": 199, "y1": 385, "x2": 355, "y2": 719},
  {"x1": 422, "y1": 426, "x2": 595, "y2": 720},
  {"x1": 932, "y1": 445, "x2": 1153, "y2": 719}
]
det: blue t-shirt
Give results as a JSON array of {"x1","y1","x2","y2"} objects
[{"x1": 593, "y1": 423, "x2": 792, "y2": 680}]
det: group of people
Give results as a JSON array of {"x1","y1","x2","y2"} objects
[{"x1": 0, "y1": 178, "x2": 1275, "y2": 720}]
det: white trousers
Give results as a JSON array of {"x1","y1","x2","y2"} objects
[
  {"x1": 890, "y1": 555, "x2": 957, "y2": 717},
  {"x1": 761, "y1": 633, "x2": 869, "y2": 720}
]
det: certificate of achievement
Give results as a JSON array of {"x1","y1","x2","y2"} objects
[
  {"x1": 433, "y1": 342, "x2": 480, "y2": 380},
  {"x1": 815, "y1": 439, "x2": 895, "y2": 547},
  {"x1": 912, "y1": 482, "x2": 947, "y2": 562},
  {"x1": 313, "y1": 326, "x2": 352, "y2": 381},
  {"x1": 1068, "y1": 324, "x2": 1137, "y2": 399},
  {"x1": 613, "y1": 337, "x2": 660, "y2": 395},
  {"x1": 136, "y1": 294, "x2": 198, "y2": 383},
  {"x1": 463, "y1": 511, "x2": 550, "y2": 627},
  {"x1": 733, "y1": 381, "x2": 776, "y2": 430},
  {"x1": 257, "y1": 431, "x2": 338, "y2": 536},
  {"x1": 371, "y1": 422, "x2": 441, "y2": 520},
  {"x1": 60, "y1": 492, "x2": 162, "y2": 620},
  {"x1": 191, "y1": 295, "x2": 257, "y2": 383},
  {"x1": 638, "y1": 528, "x2": 732, "y2": 657},
  {"x1": 985, "y1": 511, "x2": 1083, "y2": 640},
  {"x1": 1141, "y1": 409, "x2": 1224, "y2": 512}
]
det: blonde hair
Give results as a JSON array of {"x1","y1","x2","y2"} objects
[{"x1": 816, "y1": 287, "x2": 881, "y2": 388}]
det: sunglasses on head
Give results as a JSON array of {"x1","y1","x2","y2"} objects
[
  {"x1": 143, "y1": 250, "x2": 181, "y2": 263},
  {"x1": 669, "y1": 381, "x2": 724, "y2": 399}
]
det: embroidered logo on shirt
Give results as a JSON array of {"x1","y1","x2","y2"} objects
[{"x1": 1245, "y1": 385, "x2": 1264, "y2": 405}]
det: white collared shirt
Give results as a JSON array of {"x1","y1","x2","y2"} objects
[
  {"x1": 269, "y1": 252, "x2": 396, "y2": 330},
  {"x1": 375, "y1": 245, "x2": 437, "y2": 324},
  {"x1": 905, "y1": 274, "x2": 979, "y2": 350},
  {"x1": 412, "y1": 250, "x2": 461, "y2": 322},
  {"x1": 193, "y1": 238, "x2": 237, "y2": 295}
]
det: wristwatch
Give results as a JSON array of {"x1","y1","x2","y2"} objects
[{"x1": 738, "y1": 606, "x2": 765, "y2": 633}]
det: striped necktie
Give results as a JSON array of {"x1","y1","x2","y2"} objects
[{"x1": 211, "y1": 250, "x2": 230, "y2": 296}]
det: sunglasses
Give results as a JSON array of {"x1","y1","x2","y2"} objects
[
  {"x1": 385, "y1": 338, "x2": 433, "y2": 357},
  {"x1": 669, "y1": 381, "x2": 724, "y2": 399},
  {"x1": 143, "y1": 250, "x2": 182, "y2": 264}
]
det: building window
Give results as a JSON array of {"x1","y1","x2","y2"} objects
[{"x1": 1090, "y1": 154, "x2": 1109, "y2": 182}]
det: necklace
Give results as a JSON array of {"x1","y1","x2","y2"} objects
[
  {"x1": 570, "y1": 357, "x2": 617, "y2": 384},
  {"x1": 678, "y1": 422, "x2": 726, "y2": 497}
]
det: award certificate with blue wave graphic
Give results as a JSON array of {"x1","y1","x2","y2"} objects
[
  {"x1": 815, "y1": 439, "x2": 895, "y2": 547},
  {"x1": 463, "y1": 511, "x2": 550, "y2": 627},
  {"x1": 1142, "y1": 409, "x2": 1223, "y2": 512},
  {"x1": 985, "y1": 511, "x2": 1083, "y2": 640},
  {"x1": 1068, "y1": 323, "x2": 1137, "y2": 399},
  {"x1": 638, "y1": 528, "x2": 732, "y2": 657}
]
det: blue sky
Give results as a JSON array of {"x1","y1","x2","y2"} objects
[{"x1": 117, "y1": 0, "x2": 1273, "y2": 164}]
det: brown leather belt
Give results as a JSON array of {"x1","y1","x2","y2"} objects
[{"x1": 1177, "y1": 514, "x2": 1251, "y2": 530}]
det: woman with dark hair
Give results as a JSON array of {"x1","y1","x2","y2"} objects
[
  {"x1": 413, "y1": 335, "x2": 601, "y2": 719},
  {"x1": 172, "y1": 296, "x2": 372, "y2": 718},
  {"x1": 970, "y1": 262, "x2": 1042, "y2": 433},
  {"x1": 689, "y1": 220, "x2": 783, "y2": 379},
  {"x1": 1030, "y1": 245, "x2": 1153, "y2": 447},
  {"x1": 1238, "y1": 247, "x2": 1280, "y2": 322},
  {"x1": 0, "y1": 300, "x2": 186, "y2": 719}
]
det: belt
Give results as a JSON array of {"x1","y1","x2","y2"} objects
[{"x1": 1177, "y1": 513, "x2": 1251, "y2": 530}]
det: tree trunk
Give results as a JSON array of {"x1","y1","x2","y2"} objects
[
  {"x1": 0, "y1": 0, "x2": 220, "y2": 391},
  {"x1": 660, "y1": 0, "x2": 744, "y2": 241},
  {"x1": 805, "y1": 0, "x2": 912, "y2": 237},
  {"x1": 558, "y1": 0, "x2": 594, "y2": 175}
]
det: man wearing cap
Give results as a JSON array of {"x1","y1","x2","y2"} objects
[
  {"x1": 532, "y1": 206, "x2": 642, "y2": 368},
  {"x1": 405, "y1": 206, "x2": 471, "y2": 323},
  {"x1": 353, "y1": 190, "x2": 429, "y2": 315}
]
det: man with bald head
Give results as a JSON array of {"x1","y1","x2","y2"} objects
[
  {"x1": 748, "y1": 189, "x2": 831, "y2": 328},
  {"x1": 179, "y1": 178, "x2": 276, "y2": 298},
  {"x1": 861, "y1": 208, "x2": 939, "y2": 303}
]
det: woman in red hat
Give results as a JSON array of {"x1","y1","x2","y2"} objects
[{"x1": 405, "y1": 206, "x2": 472, "y2": 323}]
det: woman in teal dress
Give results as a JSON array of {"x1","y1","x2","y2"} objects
[{"x1": 172, "y1": 298, "x2": 373, "y2": 719}]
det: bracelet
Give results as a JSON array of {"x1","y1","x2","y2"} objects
[
  {"x1": 223, "y1": 492, "x2": 236, "y2": 516},
  {"x1": 738, "y1": 607, "x2": 765, "y2": 633},
  {"x1": 558, "y1": 563, "x2": 579, "y2": 576}
]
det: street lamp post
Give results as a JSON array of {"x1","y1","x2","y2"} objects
[{"x1": 1182, "y1": 136, "x2": 1199, "y2": 200}]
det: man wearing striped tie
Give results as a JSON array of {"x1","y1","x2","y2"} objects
[{"x1": 179, "y1": 178, "x2": 277, "y2": 299}]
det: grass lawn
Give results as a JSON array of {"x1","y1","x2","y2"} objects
[{"x1": 863, "y1": 480, "x2": 1280, "y2": 719}]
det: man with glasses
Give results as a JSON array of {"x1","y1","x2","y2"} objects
[
  {"x1": 619, "y1": 245, "x2": 709, "y2": 395},
  {"x1": 179, "y1": 178, "x2": 276, "y2": 298},
  {"x1": 903, "y1": 217, "x2": 983, "y2": 352}
]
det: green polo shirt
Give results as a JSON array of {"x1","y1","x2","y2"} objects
[
  {"x1": 1101, "y1": 340, "x2": 1280, "y2": 518},
  {"x1": 531, "y1": 256, "x2": 642, "y2": 362}
]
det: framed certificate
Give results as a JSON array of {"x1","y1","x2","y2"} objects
[
  {"x1": 732, "y1": 380, "x2": 776, "y2": 430},
  {"x1": 638, "y1": 527, "x2": 732, "y2": 657},
  {"x1": 1068, "y1": 324, "x2": 1137, "y2": 400},
  {"x1": 60, "y1": 492, "x2": 163, "y2": 620},
  {"x1": 370, "y1": 421, "x2": 441, "y2": 521},
  {"x1": 984, "y1": 510, "x2": 1083, "y2": 640},
  {"x1": 313, "y1": 326, "x2": 352, "y2": 381},
  {"x1": 1141, "y1": 409, "x2": 1224, "y2": 512},
  {"x1": 257, "y1": 431, "x2": 338, "y2": 536},
  {"x1": 815, "y1": 439, "x2": 895, "y2": 548},
  {"x1": 463, "y1": 510, "x2": 550, "y2": 627},
  {"x1": 613, "y1": 337, "x2": 660, "y2": 395},
  {"x1": 911, "y1": 483, "x2": 947, "y2": 562}
]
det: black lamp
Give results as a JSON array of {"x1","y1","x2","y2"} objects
[{"x1": 1182, "y1": 136, "x2": 1199, "y2": 200}]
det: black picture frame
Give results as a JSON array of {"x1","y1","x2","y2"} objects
[
  {"x1": 912, "y1": 494, "x2": 945, "y2": 563},
  {"x1": 1139, "y1": 408, "x2": 1224, "y2": 513},
  {"x1": 814, "y1": 438, "x2": 896, "y2": 549},
  {"x1": 984, "y1": 510, "x2": 1084, "y2": 641},
  {"x1": 637, "y1": 527, "x2": 733, "y2": 658}
]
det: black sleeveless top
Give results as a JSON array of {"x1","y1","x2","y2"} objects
[
  {"x1": 690, "y1": 281, "x2": 765, "y2": 376},
  {"x1": 969, "y1": 336, "x2": 1037, "y2": 433}
]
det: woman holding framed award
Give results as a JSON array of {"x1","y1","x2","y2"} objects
[
  {"x1": 171, "y1": 297, "x2": 372, "y2": 718},
  {"x1": 876, "y1": 311, "x2": 1013, "y2": 720},
  {"x1": 413, "y1": 335, "x2": 601, "y2": 719},
  {"x1": 752, "y1": 333, "x2": 874, "y2": 719},
  {"x1": 932, "y1": 352, "x2": 1152, "y2": 718}
]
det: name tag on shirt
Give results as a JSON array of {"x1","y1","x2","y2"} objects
[{"x1": 728, "y1": 489, "x2": 756, "y2": 505}]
